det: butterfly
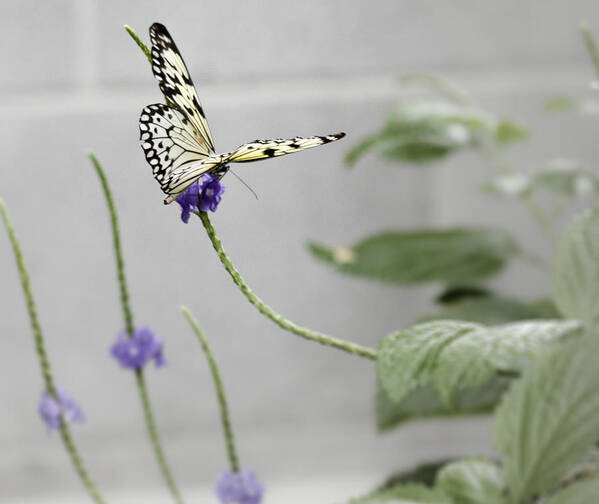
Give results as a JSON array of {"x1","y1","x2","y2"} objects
[{"x1": 139, "y1": 23, "x2": 346, "y2": 204}]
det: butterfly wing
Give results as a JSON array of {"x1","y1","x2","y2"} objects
[
  {"x1": 149, "y1": 22, "x2": 215, "y2": 153},
  {"x1": 159, "y1": 132, "x2": 346, "y2": 204},
  {"x1": 224, "y1": 133, "x2": 346, "y2": 163},
  {"x1": 140, "y1": 103, "x2": 215, "y2": 197}
]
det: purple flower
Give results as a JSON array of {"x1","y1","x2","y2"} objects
[
  {"x1": 176, "y1": 174, "x2": 225, "y2": 223},
  {"x1": 38, "y1": 387, "x2": 85, "y2": 431},
  {"x1": 215, "y1": 469, "x2": 264, "y2": 504},
  {"x1": 110, "y1": 326, "x2": 165, "y2": 370}
]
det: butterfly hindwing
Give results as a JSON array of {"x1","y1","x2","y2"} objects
[
  {"x1": 140, "y1": 103, "x2": 212, "y2": 195},
  {"x1": 225, "y1": 133, "x2": 346, "y2": 163},
  {"x1": 149, "y1": 23, "x2": 215, "y2": 153}
]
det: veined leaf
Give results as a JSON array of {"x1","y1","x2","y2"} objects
[
  {"x1": 435, "y1": 458, "x2": 506, "y2": 504},
  {"x1": 553, "y1": 209, "x2": 599, "y2": 329},
  {"x1": 350, "y1": 482, "x2": 448, "y2": 503},
  {"x1": 493, "y1": 338, "x2": 599, "y2": 503},
  {"x1": 376, "y1": 377, "x2": 510, "y2": 431},
  {"x1": 308, "y1": 228, "x2": 519, "y2": 286},
  {"x1": 378, "y1": 460, "x2": 454, "y2": 489},
  {"x1": 420, "y1": 295, "x2": 561, "y2": 325},
  {"x1": 377, "y1": 320, "x2": 580, "y2": 407},
  {"x1": 546, "y1": 475, "x2": 599, "y2": 504}
]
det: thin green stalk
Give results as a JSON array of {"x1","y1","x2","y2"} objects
[
  {"x1": 134, "y1": 369, "x2": 185, "y2": 502},
  {"x1": 182, "y1": 307, "x2": 240, "y2": 472},
  {"x1": 580, "y1": 21, "x2": 599, "y2": 80},
  {"x1": 0, "y1": 199, "x2": 106, "y2": 504},
  {"x1": 89, "y1": 154, "x2": 185, "y2": 504},
  {"x1": 196, "y1": 212, "x2": 378, "y2": 360},
  {"x1": 89, "y1": 153, "x2": 133, "y2": 336},
  {"x1": 125, "y1": 24, "x2": 152, "y2": 64}
]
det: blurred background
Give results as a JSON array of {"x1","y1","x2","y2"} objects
[{"x1": 1, "y1": 1, "x2": 599, "y2": 502}]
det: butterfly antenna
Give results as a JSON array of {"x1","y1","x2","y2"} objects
[{"x1": 229, "y1": 169, "x2": 259, "y2": 200}]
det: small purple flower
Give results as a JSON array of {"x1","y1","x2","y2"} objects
[
  {"x1": 38, "y1": 387, "x2": 85, "y2": 431},
  {"x1": 176, "y1": 174, "x2": 225, "y2": 223},
  {"x1": 110, "y1": 326, "x2": 165, "y2": 370},
  {"x1": 215, "y1": 468, "x2": 264, "y2": 504}
]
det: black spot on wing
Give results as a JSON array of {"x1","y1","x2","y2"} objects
[{"x1": 263, "y1": 148, "x2": 276, "y2": 157}]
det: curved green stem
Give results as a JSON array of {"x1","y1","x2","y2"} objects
[
  {"x1": 0, "y1": 199, "x2": 106, "y2": 504},
  {"x1": 182, "y1": 307, "x2": 240, "y2": 472},
  {"x1": 89, "y1": 153, "x2": 185, "y2": 504},
  {"x1": 196, "y1": 212, "x2": 378, "y2": 360}
]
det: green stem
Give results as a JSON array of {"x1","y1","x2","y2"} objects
[
  {"x1": 196, "y1": 212, "x2": 378, "y2": 360},
  {"x1": 182, "y1": 307, "x2": 240, "y2": 472},
  {"x1": 124, "y1": 24, "x2": 152, "y2": 64},
  {"x1": 135, "y1": 370, "x2": 185, "y2": 503},
  {"x1": 580, "y1": 21, "x2": 599, "y2": 80},
  {"x1": 89, "y1": 153, "x2": 134, "y2": 336},
  {"x1": 0, "y1": 199, "x2": 106, "y2": 504},
  {"x1": 89, "y1": 154, "x2": 185, "y2": 504}
]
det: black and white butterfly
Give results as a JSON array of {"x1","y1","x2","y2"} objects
[{"x1": 139, "y1": 23, "x2": 346, "y2": 204}]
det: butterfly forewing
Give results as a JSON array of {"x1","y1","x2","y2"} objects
[
  {"x1": 225, "y1": 133, "x2": 346, "y2": 163},
  {"x1": 149, "y1": 23, "x2": 215, "y2": 153}
]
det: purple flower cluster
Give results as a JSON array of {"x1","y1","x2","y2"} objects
[
  {"x1": 110, "y1": 326, "x2": 165, "y2": 370},
  {"x1": 176, "y1": 174, "x2": 225, "y2": 223},
  {"x1": 38, "y1": 387, "x2": 85, "y2": 431},
  {"x1": 215, "y1": 469, "x2": 264, "y2": 504}
]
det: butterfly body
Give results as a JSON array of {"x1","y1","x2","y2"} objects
[{"x1": 140, "y1": 23, "x2": 345, "y2": 204}]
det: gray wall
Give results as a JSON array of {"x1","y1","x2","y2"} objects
[{"x1": 1, "y1": 1, "x2": 598, "y2": 502}]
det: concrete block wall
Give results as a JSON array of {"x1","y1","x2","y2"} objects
[{"x1": 1, "y1": 1, "x2": 599, "y2": 501}]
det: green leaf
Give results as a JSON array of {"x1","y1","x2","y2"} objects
[
  {"x1": 553, "y1": 209, "x2": 599, "y2": 329},
  {"x1": 308, "y1": 228, "x2": 519, "y2": 286},
  {"x1": 378, "y1": 460, "x2": 454, "y2": 489},
  {"x1": 546, "y1": 475, "x2": 599, "y2": 504},
  {"x1": 376, "y1": 377, "x2": 510, "y2": 431},
  {"x1": 378, "y1": 321, "x2": 480, "y2": 403},
  {"x1": 377, "y1": 320, "x2": 580, "y2": 406},
  {"x1": 420, "y1": 295, "x2": 561, "y2": 325},
  {"x1": 351, "y1": 482, "x2": 448, "y2": 503},
  {"x1": 435, "y1": 458, "x2": 505, "y2": 504},
  {"x1": 494, "y1": 120, "x2": 529, "y2": 145},
  {"x1": 433, "y1": 319, "x2": 581, "y2": 406},
  {"x1": 543, "y1": 95, "x2": 576, "y2": 113},
  {"x1": 493, "y1": 338, "x2": 599, "y2": 503},
  {"x1": 345, "y1": 100, "x2": 492, "y2": 167}
]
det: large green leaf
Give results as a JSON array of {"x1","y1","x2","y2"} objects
[
  {"x1": 546, "y1": 475, "x2": 599, "y2": 503},
  {"x1": 350, "y1": 482, "x2": 448, "y2": 503},
  {"x1": 376, "y1": 377, "x2": 509, "y2": 431},
  {"x1": 420, "y1": 295, "x2": 560, "y2": 325},
  {"x1": 493, "y1": 338, "x2": 599, "y2": 503},
  {"x1": 553, "y1": 209, "x2": 599, "y2": 329},
  {"x1": 435, "y1": 458, "x2": 506, "y2": 504},
  {"x1": 377, "y1": 320, "x2": 580, "y2": 407},
  {"x1": 308, "y1": 228, "x2": 519, "y2": 286}
]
